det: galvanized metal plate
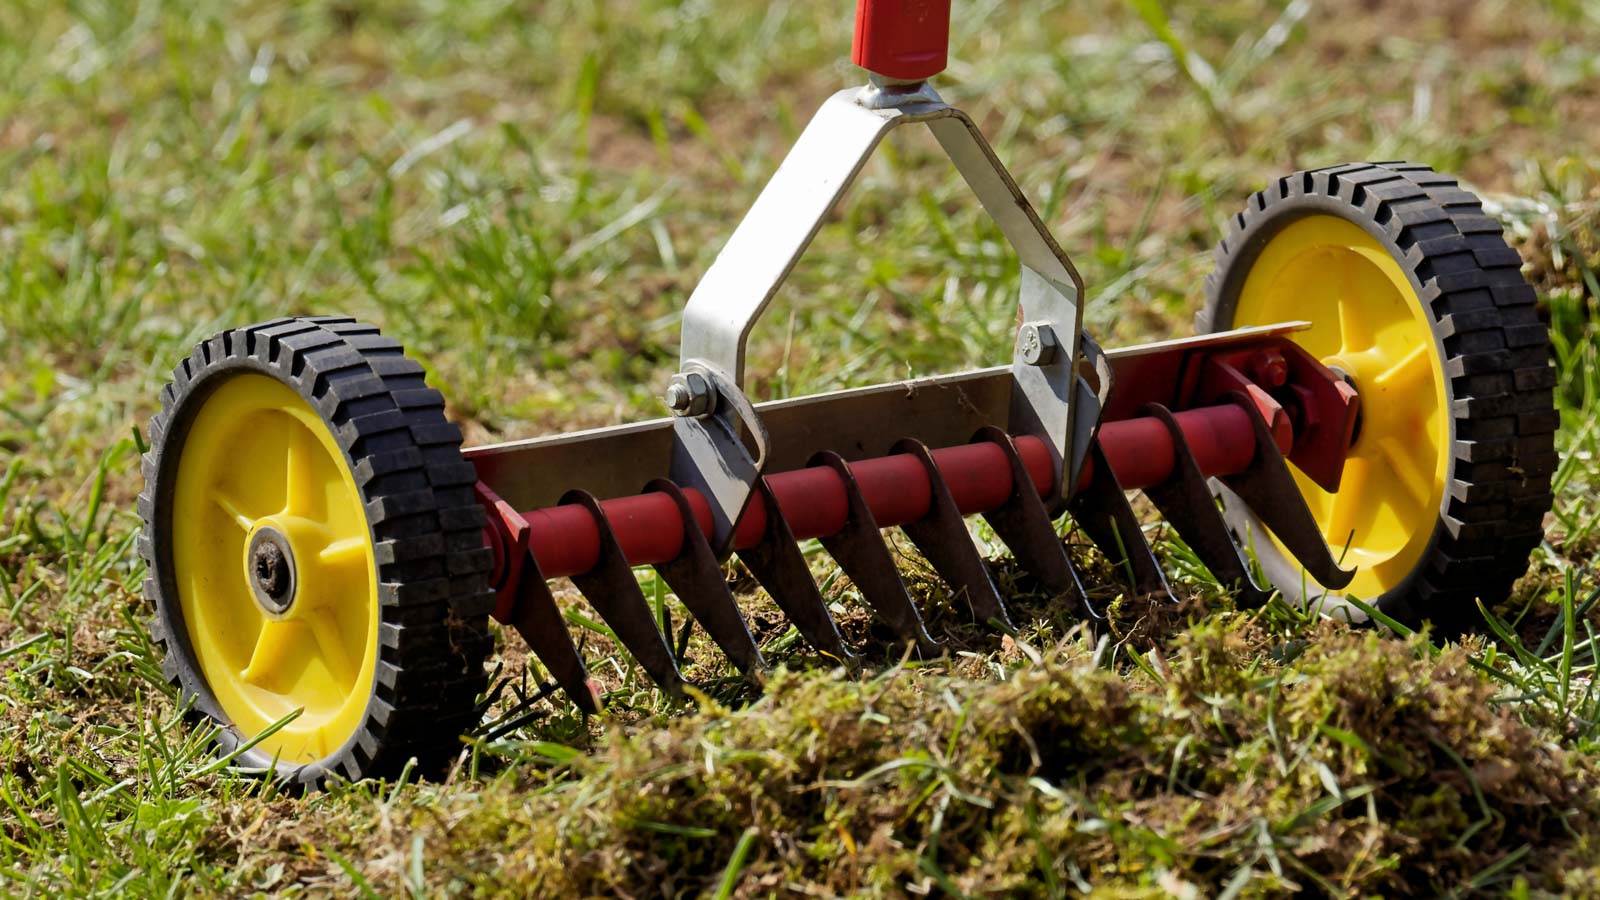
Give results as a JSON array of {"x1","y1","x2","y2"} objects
[
  {"x1": 467, "y1": 367, "x2": 1014, "y2": 512},
  {"x1": 466, "y1": 323, "x2": 1315, "y2": 512}
]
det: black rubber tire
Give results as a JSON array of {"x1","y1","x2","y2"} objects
[
  {"x1": 1199, "y1": 162, "x2": 1557, "y2": 631},
  {"x1": 137, "y1": 316, "x2": 495, "y2": 787}
]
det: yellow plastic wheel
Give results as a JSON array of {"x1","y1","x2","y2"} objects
[
  {"x1": 171, "y1": 373, "x2": 379, "y2": 765},
  {"x1": 139, "y1": 317, "x2": 495, "y2": 786},
  {"x1": 1231, "y1": 214, "x2": 1449, "y2": 600},
  {"x1": 1201, "y1": 163, "x2": 1556, "y2": 627}
]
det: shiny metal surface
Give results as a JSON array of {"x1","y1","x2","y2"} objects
[
  {"x1": 667, "y1": 361, "x2": 767, "y2": 555},
  {"x1": 927, "y1": 113, "x2": 1087, "y2": 499},
  {"x1": 467, "y1": 366, "x2": 1015, "y2": 512},
  {"x1": 466, "y1": 325, "x2": 1313, "y2": 514}
]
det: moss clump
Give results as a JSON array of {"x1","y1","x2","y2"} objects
[{"x1": 263, "y1": 622, "x2": 1598, "y2": 897}]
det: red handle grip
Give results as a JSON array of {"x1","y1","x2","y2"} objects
[{"x1": 852, "y1": 0, "x2": 951, "y2": 81}]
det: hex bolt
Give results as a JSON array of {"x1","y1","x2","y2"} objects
[
  {"x1": 664, "y1": 382, "x2": 693, "y2": 413},
  {"x1": 1017, "y1": 322, "x2": 1059, "y2": 366},
  {"x1": 1327, "y1": 364, "x2": 1361, "y2": 443},
  {"x1": 664, "y1": 372, "x2": 716, "y2": 417},
  {"x1": 1252, "y1": 350, "x2": 1289, "y2": 388}
]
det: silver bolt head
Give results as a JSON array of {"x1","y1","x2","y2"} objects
[
  {"x1": 665, "y1": 372, "x2": 715, "y2": 417},
  {"x1": 1017, "y1": 322, "x2": 1059, "y2": 366}
]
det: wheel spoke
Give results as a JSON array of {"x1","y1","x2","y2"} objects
[
  {"x1": 185, "y1": 568, "x2": 264, "y2": 666},
  {"x1": 1336, "y1": 293, "x2": 1375, "y2": 354},
  {"x1": 1377, "y1": 437, "x2": 1433, "y2": 512},
  {"x1": 283, "y1": 425, "x2": 323, "y2": 519},
  {"x1": 302, "y1": 726, "x2": 328, "y2": 763},
  {"x1": 307, "y1": 613, "x2": 358, "y2": 686},
  {"x1": 242, "y1": 619, "x2": 307, "y2": 692},
  {"x1": 1373, "y1": 342, "x2": 1433, "y2": 396},
  {"x1": 211, "y1": 490, "x2": 256, "y2": 532},
  {"x1": 319, "y1": 536, "x2": 368, "y2": 570},
  {"x1": 1324, "y1": 456, "x2": 1371, "y2": 556}
]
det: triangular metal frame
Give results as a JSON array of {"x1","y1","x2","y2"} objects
[{"x1": 669, "y1": 84, "x2": 1099, "y2": 555}]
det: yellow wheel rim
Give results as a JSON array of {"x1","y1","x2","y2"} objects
[
  {"x1": 172, "y1": 374, "x2": 378, "y2": 765},
  {"x1": 1232, "y1": 215, "x2": 1450, "y2": 599}
]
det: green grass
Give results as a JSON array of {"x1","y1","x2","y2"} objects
[{"x1": 2, "y1": 0, "x2": 1599, "y2": 895}]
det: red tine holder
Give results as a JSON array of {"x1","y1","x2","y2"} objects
[{"x1": 852, "y1": 0, "x2": 952, "y2": 81}]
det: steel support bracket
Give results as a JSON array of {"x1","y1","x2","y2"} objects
[
  {"x1": 667, "y1": 361, "x2": 769, "y2": 557},
  {"x1": 671, "y1": 85, "x2": 1089, "y2": 551}
]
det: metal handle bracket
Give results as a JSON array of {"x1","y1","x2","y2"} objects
[{"x1": 671, "y1": 85, "x2": 1090, "y2": 552}]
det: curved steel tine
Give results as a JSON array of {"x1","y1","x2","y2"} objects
[
  {"x1": 1140, "y1": 404, "x2": 1273, "y2": 608},
  {"x1": 1217, "y1": 392, "x2": 1356, "y2": 590},
  {"x1": 644, "y1": 479, "x2": 767, "y2": 677},
  {"x1": 972, "y1": 426, "x2": 1094, "y2": 619},
  {"x1": 891, "y1": 438, "x2": 1014, "y2": 630},
  {"x1": 811, "y1": 451, "x2": 942, "y2": 657},
  {"x1": 1069, "y1": 439, "x2": 1173, "y2": 602},
  {"x1": 559, "y1": 489, "x2": 687, "y2": 695},
  {"x1": 735, "y1": 477, "x2": 857, "y2": 667},
  {"x1": 507, "y1": 546, "x2": 604, "y2": 714}
]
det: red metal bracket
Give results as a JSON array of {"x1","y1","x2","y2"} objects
[
  {"x1": 1197, "y1": 344, "x2": 1359, "y2": 493},
  {"x1": 1198, "y1": 358, "x2": 1296, "y2": 456},
  {"x1": 852, "y1": 0, "x2": 951, "y2": 81},
  {"x1": 475, "y1": 481, "x2": 529, "y2": 624}
]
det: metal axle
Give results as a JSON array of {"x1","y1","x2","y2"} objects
[{"x1": 511, "y1": 404, "x2": 1262, "y2": 581}]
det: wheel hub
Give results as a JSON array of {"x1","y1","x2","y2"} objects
[{"x1": 247, "y1": 525, "x2": 297, "y2": 615}]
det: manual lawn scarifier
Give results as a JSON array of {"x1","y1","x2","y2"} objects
[{"x1": 138, "y1": 0, "x2": 1558, "y2": 786}]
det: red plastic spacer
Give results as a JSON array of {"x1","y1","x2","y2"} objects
[{"x1": 852, "y1": 0, "x2": 951, "y2": 82}]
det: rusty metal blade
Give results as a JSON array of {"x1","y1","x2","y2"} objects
[
  {"x1": 1069, "y1": 439, "x2": 1173, "y2": 602},
  {"x1": 645, "y1": 479, "x2": 767, "y2": 676},
  {"x1": 561, "y1": 489, "x2": 687, "y2": 694},
  {"x1": 812, "y1": 452, "x2": 941, "y2": 657},
  {"x1": 736, "y1": 477, "x2": 857, "y2": 666},
  {"x1": 506, "y1": 547, "x2": 604, "y2": 714},
  {"x1": 1216, "y1": 392, "x2": 1356, "y2": 590},
  {"x1": 1140, "y1": 404, "x2": 1272, "y2": 608},
  {"x1": 973, "y1": 426, "x2": 1093, "y2": 618},
  {"x1": 892, "y1": 438, "x2": 1014, "y2": 630}
]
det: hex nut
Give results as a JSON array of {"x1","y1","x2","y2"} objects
[{"x1": 665, "y1": 372, "x2": 716, "y2": 417}]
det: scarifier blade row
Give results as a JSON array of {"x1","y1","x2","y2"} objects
[{"x1": 498, "y1": 392, "x2": 1349, "y2": 702}]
